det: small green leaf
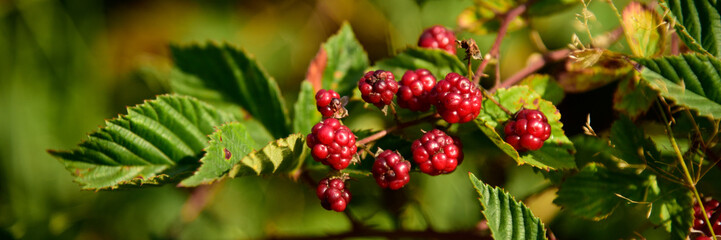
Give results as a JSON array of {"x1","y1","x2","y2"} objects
[
  {"x1": 179, "y1": 124, "x2": 305, "y2": 187},
  {"x1": 518, "y1": 74, "x2": 565, "y2": 105},
  {"x1": 373, "y1": 47, "x2": 466, "y2": 80},
  {"x1": 571, "y1": 135, "x2": 616, "y2": 169},
  {"x1": 170, "y1": 43, "x2": 291, "y2": 139},
  {"x1": 636, "y1": 54, "x2": 721, "y2": 120},
  {"x1": 553, "y1": 163, "x2": 651, "y2": 220},
  {"x1": 475, "y1": 86, "x2": 576, "y2": 170},
  {"x1": 663, "y1": 0, "x2": 721, "y2": 57},
  {"x1": 293, "y1": 81, "x2": 321, "y2": 135},
  {"x1": 610, "y1": 116, "x2": 662, "y2": 166},
  {"x1": 317, "y1": 22, "x2": 370, "y2": 97},
  {"x1": 48, "y1": 95, "x2": 236, "y2": 190},
  {"x1": 558, "y1": 49, "x2": 634, "y2": 93},
  {"x1": 647, "y1": 179, "x2": 694, "y2": 240},
  {"x1": 613, "y1": 74, "x2": 657, "y2": 119},
  {"x1": 469, "y1": 173, "x2": 548, "y2": 240}
]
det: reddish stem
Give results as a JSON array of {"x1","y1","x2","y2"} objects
[
  {"x1": 490, "y1": 49, "x2": 570, "y2": 93},
  {"x1": 473, "y1": 3, "x2": 528, "y2": 85},
  {"x1": 356, "y1": 114, "x2": 439, "y2": 146}
]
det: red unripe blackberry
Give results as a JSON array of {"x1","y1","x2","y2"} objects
[
  {"x1": 358, "y1": 70, "x2": 399, "y2": 108},
  {"x1": 372, "y1": 150, "x2": 411, "y2": 190},
  {"x1": 316, "y1": 178, "x2": 351, "y2": 212},
  {"x1": 430, "y1": 73, "x2": 482, "y2": 123},
  {"x1": 411, "y1": 129, "x2": 463, "y2": 176},
  {"x1": 693, "y1": 198, "x2": 721, "y2": 237},
  {"x1": 315, "y1": 89, "x2": 342, "y2": 118},
  {"x1": 397, "y1": 69, "x2": 436, "y2": 112},
  {"x1": 418, "y1": 25, "x2": 457, "y2": 55},
  {"x1": 503, "y1": 109, "x2": 552, "y2": 151},
  {"x1": 306, "y1": 118, "x2": 357, "y2": 170}
]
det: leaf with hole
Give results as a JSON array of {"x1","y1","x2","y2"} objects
[
  {"x1": 180, "y1": 124, "x2": 305, "y2": 187},
  {"x1": 48, "y1": 95, "x2": 236, "y2": 190}
]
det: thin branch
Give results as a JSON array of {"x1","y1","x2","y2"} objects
[
  {"x1": 473, "y1": 3, "x2": 529, "y2": 85},
  {"x1": 491, "y1": 49, "x2": 570, "y2": 93},
  {"x1": 356, "y1": 113, "x2": 439, "y2": 146}
]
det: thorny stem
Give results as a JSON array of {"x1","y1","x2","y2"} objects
[
  {"x1": 656, "y1": 100, "x2": 718, "y2": 240},
  {"x1": 481, "y1": 89, "x2": 514, "y2": 116},
  {"x1": 473, "y1": 3, "x2": 528, "y2": 85},
  {"x1": 356, "y1": 113, "x2": 440, "y2": 146}
]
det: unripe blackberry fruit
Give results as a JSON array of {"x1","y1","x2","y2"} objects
[
  {"x1": 430, "y1": 73, "x2": 482, "y2": 123},
  {"x1": 358, "y1": 70, "x2": 399, "y2": 108},
  {"x1": 397, "y1": 69, "x2": 436, "y2": 112},
  {"x1": 411, "y1": 129, "x2": 463, "y2": 176},
  {"x1": 372, "y1": 150, "x2": 411, "y2": 190},
  {"x1": 503, "y1": 109, "x2": 552, "y2": 151},
  {"x1": 316, "y1": 178, "x2": 351, "y2": 212},
  {"x1": 315, "y1": 89, "x2": 343, "y2": 118},
  {"x1": 306, "y1": 118, "x2": 357, "y2": 170},
  {"x1": 418, "y1": 25, "x2": 457, "y2": 55}
]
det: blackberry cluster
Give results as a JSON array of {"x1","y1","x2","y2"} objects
[
  {"x1": 411, "y1": 129, "x2": 463, "y2": 176},
  {"x1": 693, "y1": 198, "x2": 721, "y2": 239},
  {"x1": 316, "y1": 178, "x2": 351, "y2": 212},
  {"x1": 306, "y1": 118, "x2": 357, "y2": 170},
  {"x1": 397, "y1": 69, "x2": 436, "y2": 112},
  {"x1": 358, "y1": 70, "x2": 399, "y2": 108},
  {"x1": 372, "y1": 150, "x2": 411, "y2": 190},
  {"x1": 430, "y1": 73, "x2": 483, "y2": 124},
  {"x1": 503, "y1": 109, "x2": 552, "y2": 151},
  {"x1": 418, "y1": 25, "x2": 457, "y2": 55},
  {"x1": 315, "y1": 89, "x2": 343, "y2": 118}
]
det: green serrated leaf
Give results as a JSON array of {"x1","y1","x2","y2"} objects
[
  {"x1": 293, "y1": 81, "x2": 321, "y2": 135},
  {"x1": 373, "y1": 47, "x2": 466, "y2": 80},
  {"x1": 518, "y1": 74, "x2": 565, "y2": 105},
  {"x1": 636, "y1": 54, "x2": 721, "y2": 120},
  {"x1": 319, "y1": 22, "x2": 370, "y2": 97},
  {"x1": 48, "y1": 95, "x2": 236, "y2": 190},
  {"x1": 228, "y1": 133, "x2": 304, "y2": 178},
  {"x1": 169, "y1": 43, "x2": 291, "y2": 139},
  {"x1": 553, "y1": 163, "x2": 651, "y2": 220},
  {"x1": 179, "y1": 122, "x2": 258, "y2": 186},
  {"x1": 613, "y1": 74, "x2": 657, "y2": 119},
  {"x1": 610, "y1": 116, "x2": 662, "y2": 166},
  {"x1": 475, "y1": 86, "x2": 576, "y2": 170},
  {"x1": 648, "y1": 179, "x2": 693, "y2": 240},
  {"x1": 179, "y1": 125, "x2": 305, "y2": 187},
  {"x1": 469, "y1": 173, "x2": 547, "y2": 240},
  {"x1": 663, "y1": 0, "x2": 721, "y2": 57}
]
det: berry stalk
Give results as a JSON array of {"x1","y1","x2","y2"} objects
[
  {"x1": 657, "y1": 100, "x2": 718, "y2": 240},
  {"x1": 472, "y1": 3, "x2": 528, "y2": 85},
  {"x1": 480, "y1": 89, "x2": 514, "y2": 116},
  {"x1": 356, "y1": 113, "x2": 440, "y2": 146}
]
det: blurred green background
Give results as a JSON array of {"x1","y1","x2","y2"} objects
[{"x1": 0, "y1": 0, "x2": 649, "y2": 239}]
